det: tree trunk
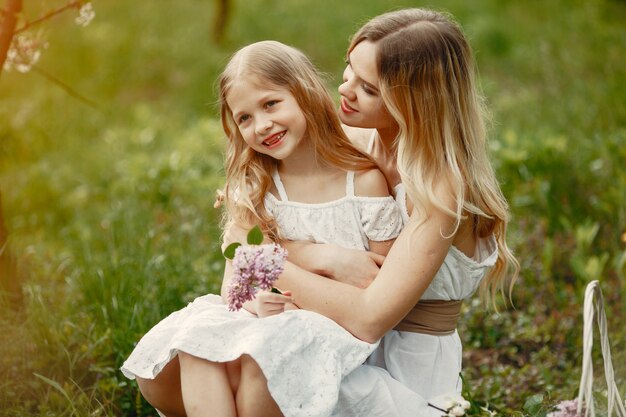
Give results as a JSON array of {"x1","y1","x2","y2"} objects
[
  {"x1": 0, "y1": 0, "x2": 24, "y2": 306},
  {"x1": 0, "y1": 191, "x2": 22, "y2": 307},
  {"x1": 212, "y1": 0, "x2": 231, "y2": 44},
  {"x1": 0, "y1": 0, "x2": 23, "y2": 77}
]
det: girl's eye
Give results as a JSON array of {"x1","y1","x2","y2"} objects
[
  {"x1": 265, "y1": 100, "x2": 278, "y2": 109},
  {"x1": 238, "y1": 114, "x2": 250, "y2": 124}
]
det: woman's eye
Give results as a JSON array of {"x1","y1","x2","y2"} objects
[{"x1": 362, "y1": 84, "x2": 376, "y2": 96}]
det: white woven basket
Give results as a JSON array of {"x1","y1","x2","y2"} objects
[{"x1": 577, "y1": 280, "x2": 626, "y2": 417}]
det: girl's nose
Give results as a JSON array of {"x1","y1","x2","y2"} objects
[{"x1": 255, "y1": 117, "x2": 273, "y2": 135}]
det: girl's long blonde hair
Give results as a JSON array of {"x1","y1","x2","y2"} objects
[
  {"x1": 349, "y1": 9, "x2": 519, "y2": 305},
  {"x1": 219, "y1": 40, "x2": 375, "y2": 241}
]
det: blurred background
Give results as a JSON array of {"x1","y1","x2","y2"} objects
[{"x1": 0, "y1": 0, "x2": 624, "y2": 415}]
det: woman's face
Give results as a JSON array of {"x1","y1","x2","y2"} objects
[{"x1": 338, "y1": 40, "x2": 397, "y2": 131}]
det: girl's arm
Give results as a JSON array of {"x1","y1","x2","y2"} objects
[
  {"x1": 275, "y1": 182, "x2": 459, "y2": 343},
  {"x1": 283, "y1": 241, "x2": 384, "y2": 287},
  {"x1": 355, "y1": 168, "x2": 397, "y2": 258}
]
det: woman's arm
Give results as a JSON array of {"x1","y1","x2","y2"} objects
[{"x1": 275, "y1": 180, "x2": 459, "y2": 343}]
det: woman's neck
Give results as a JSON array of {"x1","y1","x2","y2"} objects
[
  {"x1": 377, "y1": 125, "x2": 399, "y2": 153},
  {"x1": 371, "y1": 127, "x2": 401, "y2": 189}
]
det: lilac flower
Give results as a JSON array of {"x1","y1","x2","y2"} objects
[
  {"x1": 547, "y1": 399, "x2": 580, "y2": 417},
  {"x1": 430, "y1": 394, "x2": 472, "y2": 417},
  {"x1": 75, "y1": 3, "x2": 96, "y2": 27},
  {"x1": 3, "y1": 34, "x2": 48, "y2": 73},
  {"x1": 227, "y1": 243, "x2": 287, "y2": 311}
]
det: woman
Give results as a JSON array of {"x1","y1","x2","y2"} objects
[
  {"x1": 247, "y1": 8, "x2": 518, "y2": 416},
  {"x1": 137, "y1": 8, "x2": 518, "y2": 417}
]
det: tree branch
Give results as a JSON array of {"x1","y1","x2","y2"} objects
[
  {"x1": 14, "y1": 0, "x2": 82, "y2": 35},
  {"x1": 0, "y1": 0, "x2": 22, "y2": 76},
  {"x1": 32, "y1": 65, "x2": 100, "y2": 109}
]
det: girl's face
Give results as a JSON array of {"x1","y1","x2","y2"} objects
[
  {"x1": 338, "y1": 40, "x2": 396, "y2": 131},
  {"x1": 227, "y1": 76, "x2": 307, "y2": 161}
]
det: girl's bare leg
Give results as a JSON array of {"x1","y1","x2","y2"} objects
[
  {"x1": 178, "y1": 351, "x2": 237, "y2": 417},
  {"x1": 136, "y1": 356, "x2": 186, "y2": 417},
  {"x1": 236, "y1": 354, "x2": 283, "y2": 417}
]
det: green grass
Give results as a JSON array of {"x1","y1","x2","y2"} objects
[{"x1": 1, "y1": 0, "x2": 625, "y2": 415}]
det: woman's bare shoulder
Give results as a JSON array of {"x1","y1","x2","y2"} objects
[{"x1": 341, "y1": 125, "x2": 375, "y2": 152}]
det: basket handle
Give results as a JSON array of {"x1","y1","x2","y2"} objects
[{"x1": 577, "y1": 280, "x2": 626, "y2": 417}]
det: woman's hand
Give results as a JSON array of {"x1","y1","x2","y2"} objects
[{"x1": 249, "y1": 290, "x2": 295, "y2": 318}]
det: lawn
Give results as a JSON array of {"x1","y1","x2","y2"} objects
[{"x1": 1, "y1": 0, "x2": 625, "y2": 415}]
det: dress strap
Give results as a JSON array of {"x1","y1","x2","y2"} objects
[
  {"x1": 366, "y1": 130, "x2": 377, "y2": 154},
  {"x1": 346, "y1": 171, "x2": 355, "y2": 197},
  {"x1": 271, "y1": 170, "x2": 289, "y2": 201}
]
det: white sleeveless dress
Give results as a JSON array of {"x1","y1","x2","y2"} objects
[
  {"x1": 121, "y1": 170, "x2": 403, "y2": 417},
  {"x1": 330, "y1": 132, "x2": 499, "y2": 417}
]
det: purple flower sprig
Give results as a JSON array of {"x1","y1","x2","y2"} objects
[
  {"x1": 546, "y1": 399, "x2": 581, "y2": 417},
  {"x1": 223, "y1": 226, "x2": 287, "y2": 311}
]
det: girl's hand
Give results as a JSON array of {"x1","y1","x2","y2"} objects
[
  {"x1": 253, "y1": 290, "x2": 295, "y2": 318},
  {"x1": 324, "y1": 247, "x2": 384, "y2": 288},
  {"x1": 284, "y1": 242, "x2": 384, "y2": 288},
  {"x1": 284, "y1": 301, "x2": 300, "y2": 311}
]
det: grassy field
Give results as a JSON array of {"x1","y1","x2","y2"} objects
[{"x1": 1, "y1": 0, "x2": 625, "y2": 415}]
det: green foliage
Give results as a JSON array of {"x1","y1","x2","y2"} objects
[
  {"x1": 246, "y1": 225, "x2": 264, "y2": 245},
  {"x1": 222, "y1": 242, "x2": 241, "y2": 260},
  {"x1": 1, "y1": 0, "x2": 625, "y2": 415},
  {"x1": 223, "y1": 226, "x2": 263, "y2": 259}
]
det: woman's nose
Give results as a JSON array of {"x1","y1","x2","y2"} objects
[{"x1": 338, "y1": 78, "x2": 356, "y2": 101}]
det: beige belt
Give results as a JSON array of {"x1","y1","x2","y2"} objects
[{"x1": 394, "y1": 300, "x2": 462, "y2": 336}]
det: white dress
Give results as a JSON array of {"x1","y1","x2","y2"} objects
[
  {"x1": 121, "y1": 170, "x2": 403, "y2": 417},
  {"x1": 329, "y1": 132, "x2": 500, "y2": 417}
]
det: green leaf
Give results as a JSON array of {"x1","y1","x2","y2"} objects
[
  {"x1": 523, "y1": 394, "x2": 544, "y2": 414},
  {"x1": 247, "y1": 225, "x2": 263, "y2": 245},
  {"x1": 223, "y1": 242, "x2": 241, "y2": 259},
  {"x1": 33, "y1": 373, "x2": 78, "y2": 414},
  {"x1": 270, "y1": 287, "x2": 282, "y2": 294}
]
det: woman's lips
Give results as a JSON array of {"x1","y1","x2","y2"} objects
[{"x1": 340, "y1": 99, "x2": 357, "y2": 114}]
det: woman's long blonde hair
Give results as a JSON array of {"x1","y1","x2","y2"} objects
[
  {"x1": 219, "y1": 40, "x2": 375, "y2": 241},
  {"x1": 349, "y1": 9, "x2": 519, "y2": 305}
]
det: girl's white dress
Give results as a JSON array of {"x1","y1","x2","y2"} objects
[
  {"x1": 330, "y1": 132, "x2": 499, "y2": 417},
  {"x1": 121, "y1": 170, "x2": 403, "y2": 417}
]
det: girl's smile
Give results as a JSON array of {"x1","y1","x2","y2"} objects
[{"x1": 262, "y1": 130, "x2": 287, "y2": 148}]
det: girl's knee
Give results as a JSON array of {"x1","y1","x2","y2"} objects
[
  {"x1": 136, "y1": 358, "x2": 185, "y2": 417},
  {"x1": 136, "y1": 376, "x2": 156, "y2": 401},
  {"x1": 240, "y1": 354, "x2": 266, "y2": 382},
  {"x1": 137, "y1": 377, "x2": 181, "y2": 416}
]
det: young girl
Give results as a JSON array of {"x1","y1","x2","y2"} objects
[
  {"x1": 121, "y1": 40, "x2": 403, "y2": 417},
  {"x1": 223, "y1": 8, "x2": 520, "y2": 417}
]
